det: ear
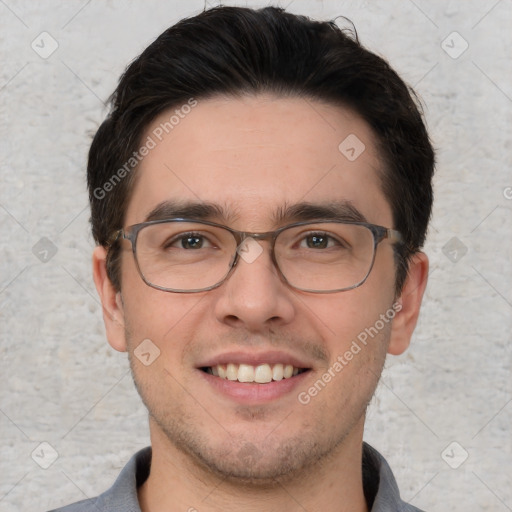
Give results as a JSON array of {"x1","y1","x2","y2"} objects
[
  {"x1": 388, "y1": 252, "x2": 429, "y2": 355},
  {"x1": 92, "y1": 245, "x2": 127, "y2": 352}
]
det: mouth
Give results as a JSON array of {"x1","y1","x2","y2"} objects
[
  {"x1": 200, "y1": 363, "x2": 310, "y2": 383},
  {"x1": 196, "y1": 351, "x2": 314, "y2": 403}
]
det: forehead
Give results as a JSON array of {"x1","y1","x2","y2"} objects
[{"x1": 125, "y1": 94, "x2": 393, "y2": 229}]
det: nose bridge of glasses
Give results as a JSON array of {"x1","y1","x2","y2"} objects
[
  {"x1": 244, "y1": 229, "x2": 276, "y2": 242},
  {"x1": 230, "y1": 228, "x2": 276, "y2": 251},
  {"x1": 228, "y1": 229, "x2": 279, "y2": 274}
]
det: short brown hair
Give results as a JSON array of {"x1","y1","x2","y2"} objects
[{"x1": 87, "y1": 6, "x2": 435, "y2": 294}]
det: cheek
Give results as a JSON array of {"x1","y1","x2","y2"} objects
[
  {"x1": 312, "y1": 284, "x2": 395, "y2": 351},
  {"x1": 119, "y1": 252, "x2": 201, "y2": 355},
  {"x1": 122, "y1": 292, "x2": 201, "y2": 354},
  {"x1": 305, "y1": 256, "x2": 396, "y2": 396},
  {"x1": 316, "y1": 292, "x2": 392, "y2": 389}
]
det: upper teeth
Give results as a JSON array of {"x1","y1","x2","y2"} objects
[{"x1": 209, "y1": 363, "x2": 300, "y2": 383}]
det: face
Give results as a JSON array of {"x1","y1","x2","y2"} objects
[{"x1": 94, "y1": 94, "x2": 426, "y2": 483}]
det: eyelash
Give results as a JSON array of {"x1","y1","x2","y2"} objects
[
  {"x1": 165, "y1": 231, "x2": 344, "y2": 249},
  {"x1": 165, "y1": 232, "x2": 213, "y2": 248},
  {"x1": 300, "y1": 232, "x2": 343, "y2": 245}
]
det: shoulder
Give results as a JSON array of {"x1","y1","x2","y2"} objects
[
  {"x1": 47, "y1": 447, "x2": 152, "y2": 512},
  {"x1": 363, "y1": 442, "x2": 426, "y2": 512}
]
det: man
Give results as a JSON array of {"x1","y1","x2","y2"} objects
[{"x1": 52, "y1": 5, "x2": 433, "y2": 511}]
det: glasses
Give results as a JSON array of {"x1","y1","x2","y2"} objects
[{"x1": 110, "y1": 218, "x2": 403, "y2": 294}]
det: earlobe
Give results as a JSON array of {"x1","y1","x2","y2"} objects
[
  {"x1": 92, "y1": 246, "x2": 127, "y2": 352},
  {"x1": 387, "y1": 252, "x2": 429, "y2": 355}
]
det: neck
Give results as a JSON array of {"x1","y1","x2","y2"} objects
[{"x1": 138, "y1": 418, "x2": 369, "y2": 512}]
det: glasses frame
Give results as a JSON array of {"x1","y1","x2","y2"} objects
[{"x1": 109, "y1": 217, "x2": 404, "y2": 294}]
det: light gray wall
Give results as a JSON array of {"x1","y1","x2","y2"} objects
[{"x1": 1, "y1": 1, "x2": 511, "y2": 511}]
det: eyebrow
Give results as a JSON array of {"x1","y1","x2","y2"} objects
[{"x1": 143, "y1": 199, "x2": 367, "y2": 226}]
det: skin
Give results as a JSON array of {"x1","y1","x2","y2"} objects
[{"x1": 93, "y1": 94, "x2": 428, "y2": 512}]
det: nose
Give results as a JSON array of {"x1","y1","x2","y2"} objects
[{"x1": 212, "y1": 237, "x2": 296, "y2": 331}]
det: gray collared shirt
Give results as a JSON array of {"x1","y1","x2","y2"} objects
[{"x1": 49, "y1": 443, "x2": 424, "y2": 511}]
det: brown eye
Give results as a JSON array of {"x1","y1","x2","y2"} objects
[
  {"x1": 299, "y1": 232, "x2": 345, "y2": 250},
  {"x1": 165, "y1": 232, "x2": 213, "y2": 250}
]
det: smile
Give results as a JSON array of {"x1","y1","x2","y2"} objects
[{"x1": 201, "y1": 363, "x2": 308, "y2": 383}]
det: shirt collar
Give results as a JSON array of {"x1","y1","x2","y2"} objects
[{"x1": 95, "y1": 443, "x2": 422, "y2": 511}]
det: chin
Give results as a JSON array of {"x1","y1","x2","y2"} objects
[
  {"x1": 191, "y1": 446, "x2": 311, "y2": 484},
  {"x1": 164, "y1": 423, "x2": 338, "y2": 485}
]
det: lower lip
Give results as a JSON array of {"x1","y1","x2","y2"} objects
[{"x1": 198, "y1": 369, "x2": 311, "y2": 404}]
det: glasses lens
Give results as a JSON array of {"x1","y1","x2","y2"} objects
[
  {"x1": 135, "y1": 221, "x2": 236, "y2": 291},
  {"x1": 133, "y1": 221, "x2": 377, "y2": 292},
  {"x1": 275, "y1": 222, "x2": 375, "y2": 292}
]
